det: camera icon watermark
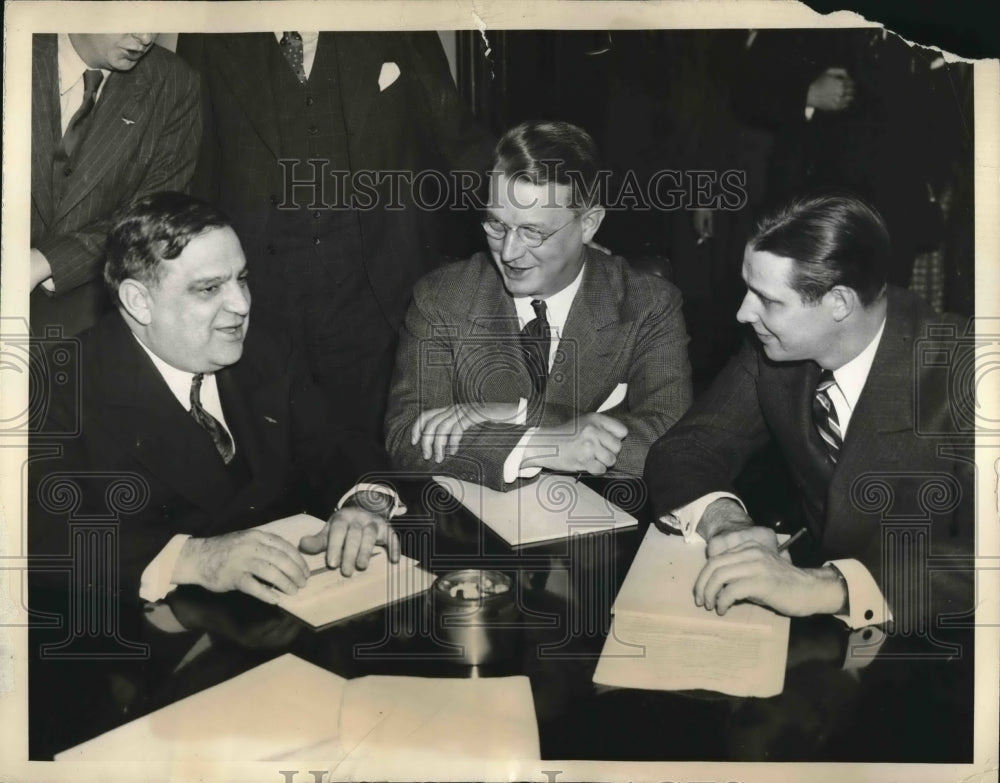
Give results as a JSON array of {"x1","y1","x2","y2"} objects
[
  {"x1": 914, "y1": 317, "x2": 1000, "y2": 438},
  {"x1": 0, "y1": 321, "x2": 81, "y2": 437}
]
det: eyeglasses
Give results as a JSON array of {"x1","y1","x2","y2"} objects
[{"x1": 481, "y1": 215, "x2": 577, "y2": 248}]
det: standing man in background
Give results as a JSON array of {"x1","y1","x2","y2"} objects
[
  {"x1": 31, "y1": 33, "x2": 201, "y2": 336},
  {"x1": 176, "y1": 32, "x2": 493, "y2": 460}
]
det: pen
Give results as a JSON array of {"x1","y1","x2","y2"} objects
[{"x1": 776, "y1": 527, "x2": 806, "y2": 553}]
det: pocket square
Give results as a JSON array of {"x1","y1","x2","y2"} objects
[
  {"x1": 378, "y1": 61, "x2": 400, "y2": 91},
  {"x1": 597, "y1": 383, "x2": 628, "y2": 412}
]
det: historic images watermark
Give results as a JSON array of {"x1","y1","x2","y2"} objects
[{"x1": 277, "y1": 160, "x2": 749, "y2": 213}]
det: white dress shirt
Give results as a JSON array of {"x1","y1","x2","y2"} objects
[
  {"x1": 273, "y1": 31, "x2": 320, "y2": 79},
  {"x1": 663, "y1": 319, "x2": 891, "y2": 633},
  {"x1": 502, "y1": 264, "x2": 586, "y2": 483}
]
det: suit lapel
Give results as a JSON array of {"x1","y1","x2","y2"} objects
[
  {"x1": 551, "y1": 253, "x2": 630, "y2": 412},
  {"x1": 99, "y1": 319, "x2": 242, "y2": 514},
  {"x1": 333, "y1": 33, "x2": 386, "y2": 142},
  {"x1": 54, "y1": 60, "x2": 149, "y2": 220},
  {"x1": 212, "y1": 35, "x2": 282, "y2": 160},
  {"x1": 31, "y1": 34, "x2": 60, "y2": 227}
]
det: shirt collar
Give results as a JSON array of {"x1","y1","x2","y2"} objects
[
  {"x1": 512, "y1": 262, "x2": 586, "y2": 333},
  {"x1": 57, "y1": 33, "x2": 110, "y2": 96},
  {"x1": 831, "y1": 317, "x2": 887, "y2": 414},
  {"x1": 132, "y1": 334, "x2": 210, "y2": 413}
]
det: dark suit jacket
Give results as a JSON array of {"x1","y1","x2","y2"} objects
[
  {"x1": 30, "y1": 35, "x2": 201, "y2": 334},
  {"x1": 645, "y1": 287, "x2": 974, "y2": 623},
  {"x1": 175, "y1": 32, "x2": 493, "y2": 334},
  {"x1": 29, "y1": 313, "x2": 378, "y2": 599},
  {"x1": 385, "y1": 249, "x2": 693, "y2": 489}
]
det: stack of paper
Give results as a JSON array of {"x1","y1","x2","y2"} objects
[
  {"x1": 433, "y1": 474, "x2": 637, "y2": 546},
  {"x1": 256, "y1": 514, "x2": 436, "y2": 627},
  {"x1": 593, "y1": 527, "x2": 790, "y2": 697},
  {"x1": 56, "y1": 653, "x2": 541, "y2": 770}
]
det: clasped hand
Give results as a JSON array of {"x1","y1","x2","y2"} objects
[
  {"x1": 411, "y1": 402, "x2": 521, "y2": 462},
  {"x1": 175, "y1": 507, "x2": 400, "y2": 604},
  {"x1": 694, "y1": 532, "x2": 845, "y2": 618}
]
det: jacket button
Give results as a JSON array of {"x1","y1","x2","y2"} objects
[
  {"x1": 864, "y1": 609, "x2": 874, "y2": 621},
  {"x1": 862, "y1": 629, "x2": 873, "y2": 640},
  {"x1": 307, "y1": 125, "x2": 319, "y2": 136},
  {"x1": 312, "y1": 210, "x2": 321, "y2": 219},
  {"x1": 269, "y1": 194, "x2": 279, "y2": 205},
  {"x1": 313, "y1": 236, "x2": 321, "y2": 245},
  {"x1": 63, "y1": 166, "x2": 73, "y2": 176},
  {"x1": 266, "y1": 243, "x2": 276, "y2": 255},
  {"x1": 305, "y1": 96, "x2": 315, "y2": 107}
]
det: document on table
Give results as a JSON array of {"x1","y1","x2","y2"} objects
[
  {"x1": 593, "y1": 526, "x2": 791, "y2": 697},
  {"x1": 57, "y1": 653, "x2": 541, "y2": 771},
  {"x1": 256, "y1": 514, "x2": 435, "y2": 628},
  {"x1": 433, "y1": 473, "x2": 637, "y2": 546}
]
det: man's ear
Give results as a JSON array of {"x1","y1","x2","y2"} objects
[
  {"x1": 826, "y1": 285, "x2": 859, "y2": 322},
  {"x1": 118, "y1": 279, "x2": 154, "y2": 325},
  {"x1": 580, "y1": 206, "x2": 606, "y2": 244}
]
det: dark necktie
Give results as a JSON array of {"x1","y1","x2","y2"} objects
[
  {"x1": 279, "y1": 31, "x2": 308, "y2": 84},
  {"x1": 812, "y1": 369, "x2": 844, "y2": 463},
  {"x1": 520, "y1": 299, "x2": 551, "y2": 397},
  {"x1": 189, "y1": 373, "x2": 235, "y2": 464},
  {"x1": 60, "y1": 69, "x2": 104, "y2": 161}
]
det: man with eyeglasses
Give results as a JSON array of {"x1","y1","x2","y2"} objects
[{"x1": 385, "y1": 120, "x2": 692, "y2": 490}]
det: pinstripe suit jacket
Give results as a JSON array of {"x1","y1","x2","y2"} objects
[
  {"x1": 30, "y1": 35, "x2": 201, "y2": 334},
  {"x1": 385, "y1": 249, "x2": 693, "y2": 489},
  {"x1": 645, "y1": 287, "x2": 974, "y2": 622},
  {"x1": 175, "y1": 32, "x2": 493, "y2": 335}
]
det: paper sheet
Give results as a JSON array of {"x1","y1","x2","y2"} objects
[
  {"x1": 433, "y1": 474, "x2": 637, "y2": 546},
  {"x1": 257, "y1": 513, "x2": 436, "y2": 628},
  {"x1": 337, "y1": 674, "x2": 540, "y2": 770},
  {"x1": 56, "y1": 655, "x2": 540, "y2": 769},
  {"x1": 55, "y1": 654, "x2": 347, "y2": 761},
  {"x1": 593, "y1": 527, "x2": 790, "y2": 697}
]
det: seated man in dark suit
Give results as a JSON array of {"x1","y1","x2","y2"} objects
[
  {"x1": 645, "y1": 195, "x2": 973, "y2": 632},
  {"x1": 385, "y1": 120, "x2": 693, "y2": 490},
  {"x1": 29, "y1": 192, "x2": 400, "y2": 606}
]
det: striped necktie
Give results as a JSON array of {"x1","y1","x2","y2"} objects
[
  {"x1": 812, "y1": 369, "x2": 843, "y2": 462},
  {"x1": 190, "y1": 373, "x2": 235, "y2": 464},
  {"x1": 520, "y1": 299, "x2": 551, "y2": 397}
]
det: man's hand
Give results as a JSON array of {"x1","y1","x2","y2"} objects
[
  {"x1": 522, "y1": 413, "x2": 628, "y2": 474},
  {"x1": 806, "y1": 67, "x2": 855, "y2": 112},
  {"x1": 695, "y1": 498, "x2": 779, "y2": 557},
  {"x1": 173, "y1": 530, "x2": 310, "y2": 604},
  {"x1": 693, "y1": 542, "x2": 846, "y2": 617},
  {"x1": 299, "y1": 506, "x2": 401, "y2": 576},
  {"x1": 411, "y1": 402, "x2": 521, "y2": 463}
]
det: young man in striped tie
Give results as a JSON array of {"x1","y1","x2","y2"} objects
[{"x1": 645, "y1": 194, "x2": 973, "y2": 635}]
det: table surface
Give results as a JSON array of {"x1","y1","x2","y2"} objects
[{"x1": 28, "y1": 478, "x2": 975, "y2": 762}]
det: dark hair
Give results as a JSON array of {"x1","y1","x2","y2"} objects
[
  {"x1": 490, "y1": 120, "x2": 602, "y2": 211},
  {"x1": 748, "y1": 194, "x2": 890, "y2": 306},
  {"x1": 104, "y1": 192, "x2": 232, "y2": 303}
]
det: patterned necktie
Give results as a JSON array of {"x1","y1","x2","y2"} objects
[
  {"x1": 812, "y1": 369, "x2": 844, "y2": 463},
  {"x1": 60, "y1": 69, "x2": 104, "y2": 160},
  {"x1": 279, "y1": 31, "x2": 308, "y2": 84},
  {"x1": 520, "y1": 299, "x2": 551, "y2": 397},
  {"x1": 189, "y1": 373, "x2": 235, "y2": 464}
]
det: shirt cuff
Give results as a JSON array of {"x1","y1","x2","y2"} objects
[
  {"x1": 337, "y1": 483, "x2": 408, "y2": 518},
  {"x1": 804, "y1": 105, "x2": 816, "y2": 120},
  {"x1": 826, "y1": 558, "x2": 894, "y2": 629},
  {"x1": 31, "y1": 248, "x2": 56, "y2": 293},
  {"x1": 503, "y1": 426, "x2": 542, "y2": 484},
  {"x1": 659, "y1": 491, "x2": 745, "y2": 544},
  {"x1": 843, "y1": 624, "x2": 888, "y2": 671},
  {"x1": 139, "y1": 534, "x2": 191, "y2": 602}
]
